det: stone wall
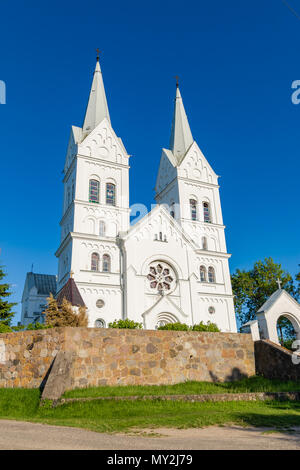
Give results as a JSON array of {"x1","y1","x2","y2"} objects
[
  {"x1": 0, "y1": 329, "x2": 65, "y2": 388},
  {"x1": 255, "y1": 340, "x2": 300, "y2": 381},
  {"x1": 0, "y1": 327, "x2": 255, "y2": 389}
]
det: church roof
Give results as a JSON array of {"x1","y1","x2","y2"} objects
[
  {"x1": 257, "y1": 288, "x2": 300, "y2": 314},
  {"x1": 169, "y1": 85, "x2": 194, "y2": 164},
  {"x1": 25, "y1": 272, "x2": 57, "y2": 296},
  {"x1": 82, "y1": 58, "x2": 111, "y2": 136},
  {"x1": 56, "y1": 277, "x2": 85, "y2": 307}
]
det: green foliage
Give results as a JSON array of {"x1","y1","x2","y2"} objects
[
  {"x1": 0, "y1": 265, "x2": 17, "y2": 327},
  {"x1": 157, "y1": 322, "x2": 190, "y2": 331},
  {"x1": 231, "y1": 257, "x2": 298, "y2": 326},
  {"x1": 63, "y1": 376, "x2": 300, "y2": 399},
  {"x1": 108, "y1": 318, "x2": 143, "y2": 329},
  {"x1": 192, "y1": 321, "x2": 220, "y2": 332},
  {"x1": 157, "y1": 321, "x2": 220, "y2": 332},
  {"x1": 10, "y1": 325, "x2": 25, "y2": 331},
  {"x1": 0, "y1": 321, "x2": 52, "y2": 334},
  {"x1": 25, "y1": 322, "x2": 52, "y2": 331},
  {"x1": 0, "y1": 323, "x2": 13, "y2": 333}
]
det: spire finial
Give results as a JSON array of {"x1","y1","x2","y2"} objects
[
  {"x1": 96, "y1": 48, "x2": 100, "y2": 62},
  {"x1": 276, "y1": 278, "x2": 282, "y2": 290},
  {"x1": 70, "y1": 270, "x2": 74, "y2": 279},
  {"x1": 175, "y1": 75, "x2": 179, "y2": 88}
]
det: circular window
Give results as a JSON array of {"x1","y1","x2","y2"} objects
[
  {"x1": 95, "y1": 318, "x2": 106, "y2": 328},
  {"x1": 147, "y1": 262, "x2": 176, "y2": 294},
  {"x1": 96, "y1": 299, "x2": 105, "y2": 309},
  {"x1": 208, "y1": 306, "x2": 215, "y2": 314}
]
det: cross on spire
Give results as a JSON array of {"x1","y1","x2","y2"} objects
[
  {"x1": 175, "y1": 75, "x2": 179, "y2": 87},
  {"x1": 276, "y1": 278, "x2": 282, "y2": 290},
  {"x1": 96, "y1": 48, "x2": 100, "y2": 61}
]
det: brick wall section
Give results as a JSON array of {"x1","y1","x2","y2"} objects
[
  {"x1": 255, "y1": 340, "x2": 300, "y2": 381},
  {"x1": 0, "y1": 328, "x2": 255, "y2": 389}
]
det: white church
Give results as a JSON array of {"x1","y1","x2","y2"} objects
[{"x1": 54, "y1": 56, "x2": 237, "y2": 332}]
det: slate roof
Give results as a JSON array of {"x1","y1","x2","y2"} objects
[
  {"x1": 26, "y1": 272, "x2": 57, "y2": 296},
  {"x1": 56, "y1": 278, "x2": 85, "y2": 307}
]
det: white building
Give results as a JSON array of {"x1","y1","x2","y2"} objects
[
  {"x1": 55, "y1": 57, "x2": 237, "y2": 332},
  {"x1": 21, "y1": 272, "x2": 57, "y2": 326}
]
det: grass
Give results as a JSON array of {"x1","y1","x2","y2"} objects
[
  {"x1": 1, "y1": 378, "x2": 300, "y2": 433},
  {"x1": 62, "y1": 376, "x2": 300, "y2": 399}
]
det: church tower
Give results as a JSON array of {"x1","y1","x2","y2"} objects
[
  {"x1": 155, "y1": 83, "x2": 227, "y2": 253},
  {"x1": 154, "y1": 83, "x2": 236, "y2": 331},
  {"x1": 55, "y1": 56, "x2": 130, "y2": 327}
]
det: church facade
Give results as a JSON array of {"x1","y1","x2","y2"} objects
[{"x1": 55, "y1": 58, "x2": 237, "y2": 332}]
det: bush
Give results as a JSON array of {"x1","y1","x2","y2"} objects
[
  {"x1": 0, "y1": 322, "x2": 13, "y2": 333},
  {"x1": 108, "y1": 319, "x2": 143, "y2": 329},
  {"x1": 0, "y1": 322, "x2": 53, "y2": 334},
  {"x1": 157, "y1": 321, "x2": 221, "y2": 332},
  {"x1": 192, "y1": 321, "x2": 220, "y2": 332},
  {"x1": 24, "y1": 322, "x2": 52, "y2": 331},
  {"x1": 157, "y1": 322, "x2": 190, "y2": 331}
]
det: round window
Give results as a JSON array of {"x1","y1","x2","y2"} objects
[
  {"x1": 96, "y1": 299, "x2": 105, "y2": 309},
  {"x1": 95, "y1": 318, "x2": 106, "y2": 328},
  {"x1": 147, "y1": 261, "x2": 176, "y2": 294},
  {"x1": 208, "y1": 306, "x2": 215, "y2": 314}
]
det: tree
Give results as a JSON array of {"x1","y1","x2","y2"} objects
[
  {"x1": 231, "y1": 257, "x2": 298, "y2": 342},
  {"x1": 45, "y1": 294, "x2": 88, "y2": 327},
  {"x1": 0, "y1": 265, "x2": 17, "y2": 326}
]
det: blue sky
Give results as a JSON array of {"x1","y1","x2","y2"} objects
[{"x1": 1, "y1": 0, "x2": 300, "y2": 324}]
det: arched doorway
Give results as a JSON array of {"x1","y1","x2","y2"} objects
[
  {"x1": 156, "y1": 312, "x2": 178, "y2": 329},
  {"x1": 276, "y1": 314, "x2": 299, "y2": 350}
]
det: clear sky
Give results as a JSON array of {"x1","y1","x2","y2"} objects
[{"x1": 1, "y1": 0, "x2": 300, "y2": 324}]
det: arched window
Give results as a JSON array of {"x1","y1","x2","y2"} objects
[
  {"x1": 200, "y1": 266, "x2": 207, "y2": 282},
  {"x1": 203, "y1": 202, "x2": 211, "y2": 223},
  {"x1": 91, "y1": 252, "x2": 99, "y2": 271},
  {"x1": 99, "y1": 221, "x2": 106, "y2": 237},
  {"x1": 89, "y1": 179, "x2": 100, "y2": 203},
  {"x1": 208, "y1": 266, "x2": 216, "y2": 283},
  {"x1": 106, "y1": 183, "x2": 116, "y2": 206},
  {"x1": 190, "y1": 199, "x2": 197, "y2": 221},
  {"x1": 202, "y1": 236, "x2": 208, "y2": 250},
  {"x1": 102, "y1": 254, "x2": 111, "y2": 272}
]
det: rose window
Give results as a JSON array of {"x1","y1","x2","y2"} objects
[{"x1": 147, "y1": 262, "x2": 176, "y2": 293}]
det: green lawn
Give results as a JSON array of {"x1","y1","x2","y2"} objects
[
  {"x1": 63, "y1": 376, "x2": 300, "y2": 399},
  {"x1": 0, "y1": 380, "x2": 300, "y2": 433}
]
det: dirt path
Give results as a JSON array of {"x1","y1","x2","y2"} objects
[{"x1": 0, "y1": 419, "x2": 300, "y2": 450}]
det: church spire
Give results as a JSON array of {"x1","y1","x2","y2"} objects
[
  {"x1": 82, "y1": 54, "x2": 111, "y2": 135},
  {"x1": 169, "y1": 83, "x2": 194, "y2": 161}
]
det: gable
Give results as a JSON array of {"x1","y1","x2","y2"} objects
[
  {"x1": 142, "y1": 295, "x2": 188, "y2": 320},
  {"x1": 155, "y1": 149, "x2": 177, "y2": 195},
  {"x1": 122, "y1": 205, "x2": 197, "y2": 250},
  {"x1": 77, "y1": 118, "x2": 129, "y2": 166},
  {"x1": 257, "y1": 290, "x2": 300, "y2": 316},
  {"x1": 64, "y1": 126, "x2": 81, "y2": 173},
  {"x1": 177, "y1": 141, "x2": 218, "y2": 185}
]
